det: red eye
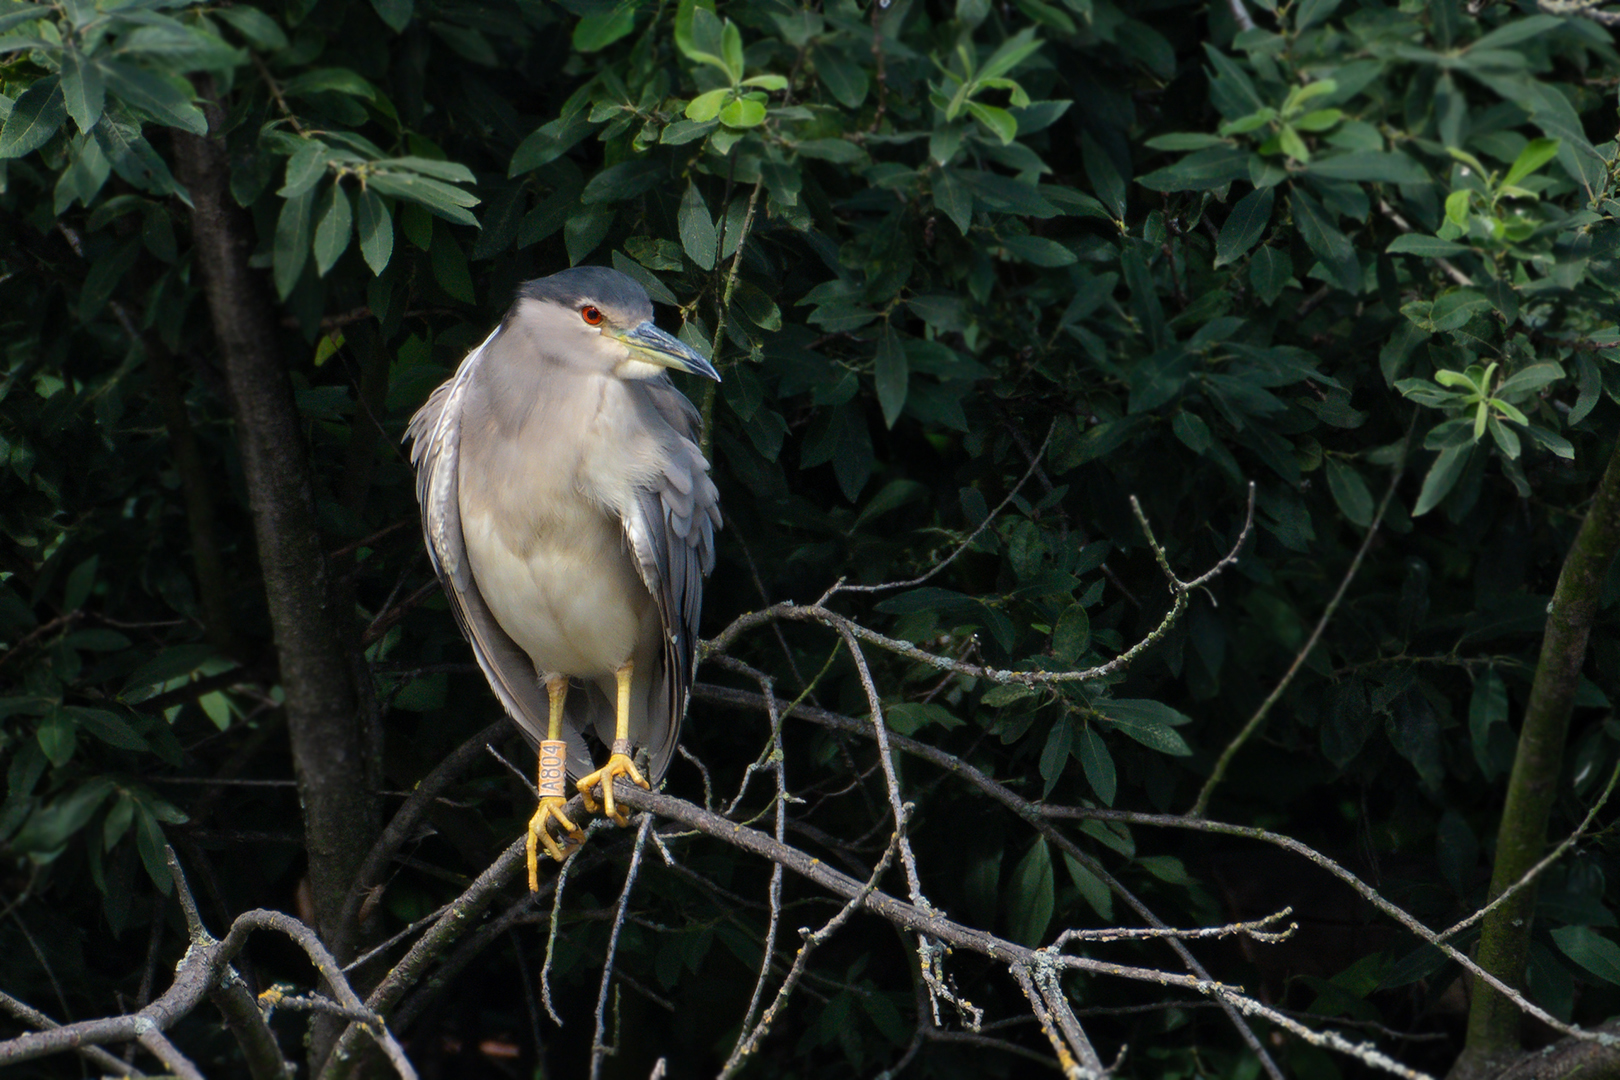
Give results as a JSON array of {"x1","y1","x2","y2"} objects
[{"x1": 581, "y1": 305, "x2": 604, "y2": 326}]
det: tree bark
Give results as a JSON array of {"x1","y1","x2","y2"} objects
[
  {"x1": 1451, "y1": 439, "x2": 1620, "y2": 1080},
  {"x1": 170, "y1": 98, "x2": 378, "y2": 1065}
]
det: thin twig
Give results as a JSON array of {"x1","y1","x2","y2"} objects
[
  {"x1": 1191, "y1": 432, "x2": 1409, "y2": 818},
  {"x1": 721, "y1": 822, "x2": 905, "y2": 1073},
  {"x1": 823, "y1": 419, "x2": 1058, "y2": 600},
  {"x1": 1438, "y1": 758, "x2": 1620, "y2": 942},
  {"x1": 590, "y1": 815, "x2": 655, "y2": 1080}
]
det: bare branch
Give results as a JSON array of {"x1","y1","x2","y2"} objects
[
  {"x1": 707, "y1": 487, "x2": 1254, "y2": 692},
  {"x1": 1011, "y1": 964, "x2": 1104, "y2": 1079},
  {"x1": 693, "y1": 683, "x2": 1288, "y2": 1079},
  {"x1": 0, "y1": 991, "x2": 142, "y2": 1077},
  {"x1": 607, "y1": 783, "x2": 1423, "y2": 1080},
  {"x1": 1049, "y1": 907, "x2": 1296, "y2": 946}
]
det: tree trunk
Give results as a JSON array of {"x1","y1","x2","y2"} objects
[
  {"x1": 1450, "y1": 438, "x2": 1620, "y2": 1080},
  {"x1": 171, "y1": 102, "x2": 378, "y2": 1069}
]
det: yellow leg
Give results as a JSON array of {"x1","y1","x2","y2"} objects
[
  {"x1": 576, "y1": 661, "x2": 649, "y2": 826},
  {"x1": 527, "y1": 675, "x2": 585, "y2": 890}
]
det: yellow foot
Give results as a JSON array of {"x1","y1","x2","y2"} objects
[
  {"x1": 576, "y1": 753, "x2": 648, "y2": 826},
  {"x1": 526, "y1": 795, "x2": 585, "y2": 891}
]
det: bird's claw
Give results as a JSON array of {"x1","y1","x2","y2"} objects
[
  {"x1": 576, "y1": 753, "x2": 649, "y2": 826},
  {"x1": 526, "y1": 795, "x2": 585, "y2": 890}
]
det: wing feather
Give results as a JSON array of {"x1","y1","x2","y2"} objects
[
  {"x1": 619, "y1": 377, "x2": 719, "y2": 781},
  {"x1": 404, "y1": 329, "x2": 566, "y2": 756}
]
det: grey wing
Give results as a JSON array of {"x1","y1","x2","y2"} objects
[
  {"x1": 621, "y1": 377, "x2": 720, "y2": 782},
  {"x1": 404, "y1": 330, "x2": 556, "y2": 752}
]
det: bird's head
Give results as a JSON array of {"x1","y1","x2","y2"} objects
[{"x1": 510, "y1": 266, "x2": 721, "y2": 383}]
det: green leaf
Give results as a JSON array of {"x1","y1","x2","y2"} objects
[
  {"x1": 1039, "y1": 715, "x2": 1072, "y2": 796},
  {"x1": 1075, "y1": 726, "x2": 1115, "y2": 805},
  {"x1": 1292, "y1": 108, "x2": 1342, "y2": 132},
  {"x1": 1052, "y1": 604, "x2": 1090, "y2": 663},
  {"x1": 314, "y1": 182, "x2": 353, "y2": 276},
  {"x1": 509, "y1": 110, "x2": 599, "y2": 175},
  {"x1": 1277, "y1": 124, "x2": 1310, "y2": 163},
  {"x1": 685, "y1": 88, "x2": 730, "y2": 123},
  {"x1": 1136, "y1": 145, "x2": 1251, "y2": 192},
  {"x1": 574, "y1": 0, "x2": 637, "y2": 51},
  {"x1": 1324, "y1": 458, "x2": 1375, "y2": 527},
  {"x1": 1469, "y1": 666, "x2": 1508, "y2": 775},
  {"x1": 1552, "y1": 926, "x2": 1620, "y2": 987},
  {"x1": 1063, "y1": 853, "x2": 1113, "y2": 921},
  {"x1": 61, "y1": 707, "x2": 148, "y2": 752},
  {"x1": 1495, "y1": 362, "x2": 1563, "y2": 401},
  {"x1": 1250, "y1": 245, "x2": 1291, "y2": 303},
  {"x1": 37, "y1": 711, "x2": 76, "y2": 767},
  {"x1": 1413, "y1": 446, "x2": 1469, "y2": 516},
  {"x1": 1000, "y1": 235, "x2": 1075, "y2": 267},
  {"x1": 216, "y1": 6, "x2": 289, "y2": 50},
  {"x1": 1291, "y1": 189, "x2": 1359, "y2": 292},
  {"x1": 1006, "y1": 839, "x2": 1054, "y2": 946},
  {"x1": 1445, "y1": 189, "x2": 1472, "y2": 228},
  {"x1": 282, "y1": 68, "x2": 378, "y2": 101},
  {"x1": 279, "y1": 140, "x2": 327, "y2": 198},
  {"x1": 95, "y1": 116, "x2": 185, "y2": 200},
  {"x1": 0, "y1": 4, "x2": 48, "y2": 34},
  {"x1": 133, "y1": 804, "x2": 173, "y2": 893},
  {"x1": 1305, "y1": 151, "x2": 1427, "y2": 183},
  {"x1": 1080, "y1": 131, "x2": 1125, "y2": 220},
  {"x1": 1321, "y1": 679, "x2": 1371, "y2": 767},
  {"x1": 720, "y1": 96, "x2": 766, "y2": 127},
  {"x1": 805, "y1": 48, "x2": 862, "y2": 110},
  {"x1": 367, "y1": 0, "x2": 411, "y2": 30},
  {"x1": 60, "y1": 50, "x2": 105, "y2": 133},
  {"x1": 431, "y1": 222, "x2": 474, "y2": 303},
  {"x1": 965, "y1": 101, "x2": 1016, "y2": 144},
  {"x1": 381, "y1": 156, "x2": 475, "y2": 183},
  {"x1": 1503, "y1": 137, "x2": 1561, "y2": 189},
  {"x1": 366, "y1": 171, "x2": 479, "y2": 226},
  {"x1": 1173, "y1": 411, "x2": 1213, "y2": 454},
  {"x1": 1296, "y1": 0, "x2": 1342, "y2": 31},
  {"x1": 0, "y1": 76, "x2": 64, "y2": 159},
  {"x1": 932, "y1": 171, "x2": 972, "y2": 235},
  {"x1": 356, "y1": 187, "x2": 393, "y2": 275},
  {"x1": 719, "y1": 17, "x2": 745, "y2": 80},
  {"x1": 273, "y1": 187, "x2": 316, "y2": 299},
  {"x1": 63, "y1": 555, "x2": 98, "y2": 611},
  {"x1": 1386, "y1": 234, "x2": 1470, "y2": 257},
  {"x1": 582, "y1": 159, "x2": 663, "y2": 204},
  {"x1": 874, "y1": 324, "x2": 908, "y2": 428},
  {"x1": 1215, "y1": 186, "x2": 1273, "y2": 267},
  {"x1": 100, "y1": 61, "x2": 207, "y2": 135},
  {"x1": 1095, "y1": 698, "x2": 1193, "y2": 756},
  {"x1": 1144, "y1": 132, "x2": 1230, "y2": 151},
  {"x1": 674, "y1": 0, "x2": 717, "y2": 59},
  {"x1": 678, "y1": 182, "x2": 717, "y2": 270},
  {"x1": 979, "y1": 27, "x2": 1043, "y2": 82}
]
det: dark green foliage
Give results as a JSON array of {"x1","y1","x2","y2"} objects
[{"x1": 6, "y1": 0, "x2": 1620, "y2": 1076}]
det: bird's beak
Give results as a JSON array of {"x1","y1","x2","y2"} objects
[{"x1": 613, "y1": 321, "x2": 722, "y2": 382}]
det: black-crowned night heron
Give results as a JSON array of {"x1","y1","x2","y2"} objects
[{"x1": 405, "y1": 266, "x2": 720, "y2": 889}]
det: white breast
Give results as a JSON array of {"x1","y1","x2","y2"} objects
[
  {"x1": 454, "y1": 371, "x2": 664, "y2": 680},
  {"x1": 460, "y1": 491, "x2": 651, "y2": 678}
]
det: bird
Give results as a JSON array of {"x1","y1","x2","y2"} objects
[{"x1": 404, "y1": 266, "x2": 720, "y2": 890}]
